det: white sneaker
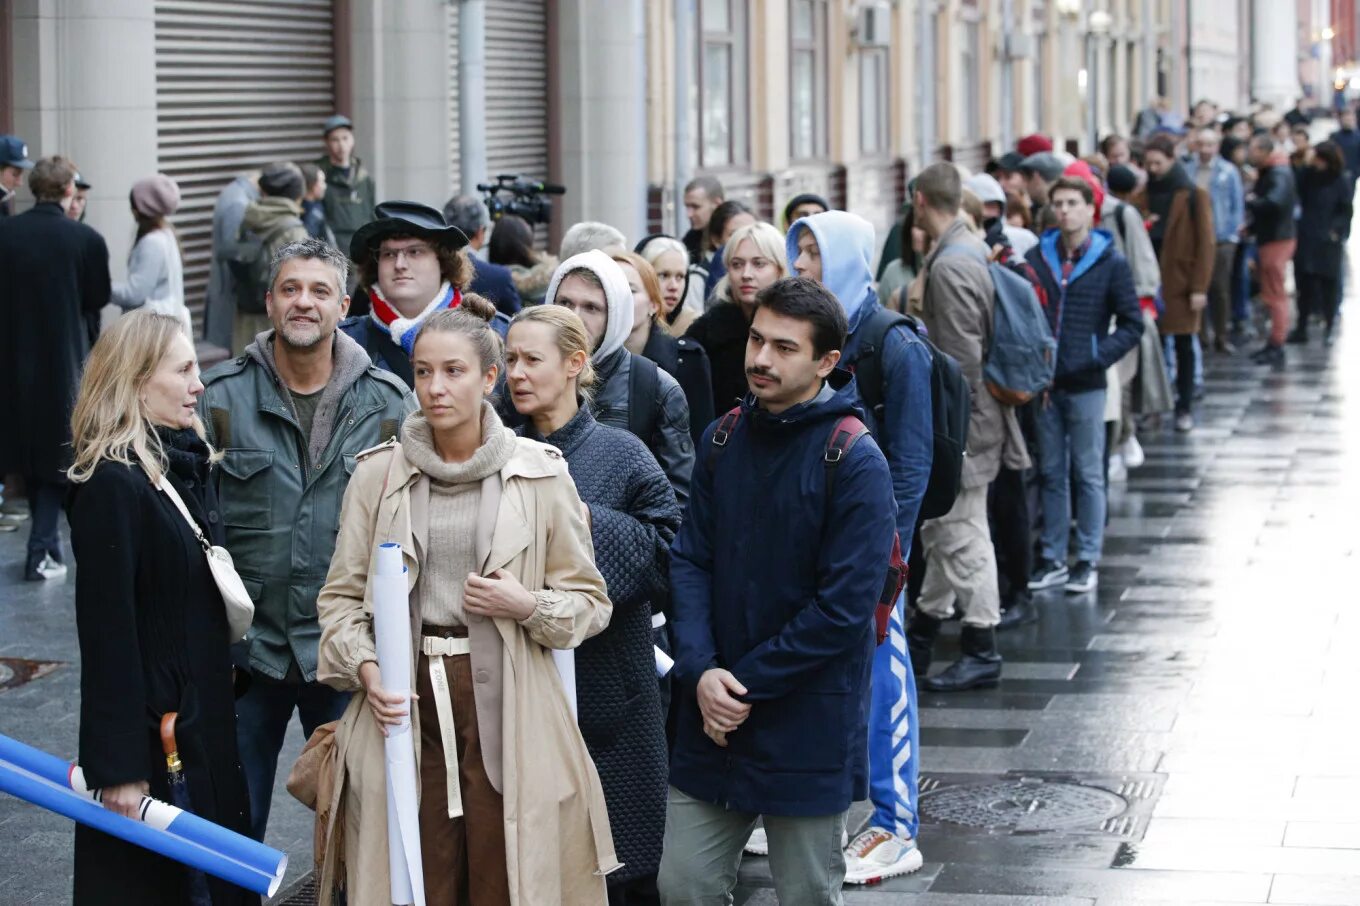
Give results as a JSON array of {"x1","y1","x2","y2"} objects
[
  {"x1": 842, "y1": 827, "x2": 924, "y2": 885},
  {"x1": 1108, "y1": 452, "x2": 1127, "y2": 482},
  {"x1": 1121, "y1": 435, "x2": 1145, "y2": 469},
  {"x1": 34, "y1": 554, "x2": 67, "y2": 580}
]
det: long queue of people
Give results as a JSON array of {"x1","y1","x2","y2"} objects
[{"x1": 0, "y1": 95, "x2": 1342, "y2": 905}]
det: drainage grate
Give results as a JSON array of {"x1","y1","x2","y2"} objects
[
  {"x1": 0, "y1": 658, "x2": 61, "y2": 692},
  {"x1": 272, "y1": 875, "x2": 318, "y2": 905},
  {"x1": 920, "y1": 776, "x2": 1129, "y2": 833}
]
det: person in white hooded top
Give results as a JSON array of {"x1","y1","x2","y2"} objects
[{"x1": 546, "y1": 249, "x2": 694, "y2": 507}]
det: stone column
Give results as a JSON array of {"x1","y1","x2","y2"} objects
[
  {"x1": 10, "y1": 0, "x2": 158, "y2": 277},
  {"x1": 554, "y1": 0, "x2": 647, "y2": 243},
  {"x1": 348, "y1": 0, "x2": 452, "y2": 205},
  {"x1": 1251, "y1": 0, "x2": 1299, "y2": 111}
]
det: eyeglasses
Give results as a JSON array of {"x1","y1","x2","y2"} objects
[{"x1": 378, "y1": 245, "x2": 433, "y2": 264}]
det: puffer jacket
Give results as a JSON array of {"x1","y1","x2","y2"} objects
[
  {"x1": 1024, "y1": 229, "x2": 1144, "y2": 393},
  {"x1": 198, "y1": 329, "x2": 415, "y2": 681},
  {"x1": 521, "y1": 404, "x2": 680, "y2": 884}
]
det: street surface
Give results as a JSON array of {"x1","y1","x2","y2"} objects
[{"x1": 4, "y1": 280, "x2": 1360, "y2": 904}]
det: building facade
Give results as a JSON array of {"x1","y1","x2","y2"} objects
[{"x1": 0, "y1": 0, "x2": 1322, "y2": 343}]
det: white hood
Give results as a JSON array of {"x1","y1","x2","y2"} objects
[{"x1": 543, "y1": 249, "x2": 635, "y2": 363}]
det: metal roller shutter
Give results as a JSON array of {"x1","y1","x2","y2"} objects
[
  {"x1": 447, "y1": 2, "x2": 549, "y2": 242},
  {"x1": 485, "y1": 0, "x2": 549, "y2": 183},
  {"x1": 154, "y1": 0, "x2": 335, "y2": 335}
]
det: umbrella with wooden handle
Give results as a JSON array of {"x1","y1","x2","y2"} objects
[{"x1": 160, "y1": 713, "x2": 213, "y2": 906}]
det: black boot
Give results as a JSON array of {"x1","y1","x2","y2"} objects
[
  {"x1": 906, "y1": 611, "x2": 942, "y2": 678},
  {"x1": 997, "y1": 591, "x2": 1038, "y2": 630},
  {"x1": 1286, "y1": 326, "x2": 1309, "y2": 345},
  {"x1": 922, "y1": 625, "x2": 1002, "y2": 692}
]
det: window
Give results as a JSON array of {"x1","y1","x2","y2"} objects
[
  {"x1": 698, "y1": 0, "x2": 749, "y2": 168},
  {"x1": 962, "y1": 20, "x2": 981, "y2": 140},
  {"x1": 789, "y1": 0, "x2": 828, "y2": 160},
  {"x1": 860, "y1": 49, "x2": 889, "y2": 155}
]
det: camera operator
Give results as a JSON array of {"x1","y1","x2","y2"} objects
[{"x1": 444, "y1": 193, "x2": 523, "y2": 316}]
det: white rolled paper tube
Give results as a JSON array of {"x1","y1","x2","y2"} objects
[
  {"x1": 371, "y1": 542, "x2": 425, "y2": 906},
  {"x1": 372, "y1": 543, "x2": 412, "y2": 735},
  {"x1": 552, "y1": 649, "x2": 578, "y2": 720},
  {"x1": 654, "y1": 645, "x2": 674, "y2": 678}
]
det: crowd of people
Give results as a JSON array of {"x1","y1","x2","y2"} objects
[{"x1": 0, "y1": 91, "x2": 1351, "y2": 905}]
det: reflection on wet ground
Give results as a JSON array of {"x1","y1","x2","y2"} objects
[
  {"x1": 733, "y1": 337, "x2": 1360, "y2": 904},
  {"x1": 3, "y1": 334, "x2": 1358, "y2": 905}
]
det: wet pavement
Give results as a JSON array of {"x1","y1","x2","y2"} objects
[
  {"x1": 725, "y1": 327, "x2": 1360, "y2": 905},
  {"x1": 4, "y1": 316, "x2": 1360, "y2": 904}
]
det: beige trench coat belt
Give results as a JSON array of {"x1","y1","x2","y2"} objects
[{"x1": 421, "y1": 634, "x2": 473, "y2": 819}]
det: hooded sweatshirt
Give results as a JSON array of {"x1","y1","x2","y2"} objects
[
  {"x1": 785, "y1": 210, "x2": 934, "y2": 543},
  {"x1": 544, "y1": 249, "x2": 635, "y2": 363},
  {"x1": 544, "y1": 248, "x2": 694, "y2": 505},
  {"x1": 785, "y1": 211, "x2": 878, "y2": 329}
]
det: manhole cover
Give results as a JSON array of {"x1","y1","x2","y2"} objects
[{"x1": 920, "y1": 777, "x2": 1128, "y2": 832}]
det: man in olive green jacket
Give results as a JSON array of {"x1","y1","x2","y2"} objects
[
  {"x1": 315, "y1": 114, "x2": 376, "y2": 263},
  {"x1": 199, "y1": 237, "x2": 414, "y2": 841}
]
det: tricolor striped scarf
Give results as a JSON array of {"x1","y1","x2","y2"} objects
[{"x1": 369, "y1": 281, "x2": 461, "y2": 354}]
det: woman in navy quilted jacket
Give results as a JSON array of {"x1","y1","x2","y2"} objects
[{"x1": 506, "y1": 304, "x2": 682, "y2": 905}]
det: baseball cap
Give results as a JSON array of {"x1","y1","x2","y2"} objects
[
  {"x1": 963, "y1": 173, "x2": 1007, "y2": 206},
  {"x1": 323, "y1": 114, "x2": 354, "y2": 137},
  {"x1": 1019, "y1": 152, "x2": 1065, "y2": 183},
  {"x1": 0, "y1": 135, "x2": 34, "y2": 170}
]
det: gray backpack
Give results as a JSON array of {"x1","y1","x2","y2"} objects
[{"x1": 938, "y1": 244, "x2": 1056, "y2": 405}]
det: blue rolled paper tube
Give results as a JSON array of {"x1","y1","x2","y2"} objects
[
  {"x1": 0, "y1": 759, "x2": 282, "y2": 896},
  {"x1": 0, "y1": 732, "x2": 285, "y2": 882},
  {"x1": 0, "y1": 732, "x2": 72, "y2": 787}
]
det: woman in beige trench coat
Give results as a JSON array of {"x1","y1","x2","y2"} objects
[{"x1": 313, "y1": 300, "x2": 620, "y2": 905}]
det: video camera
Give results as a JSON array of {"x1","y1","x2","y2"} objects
[{"x1": 477, "y1": 174, "x2": 566, "y2": 226}]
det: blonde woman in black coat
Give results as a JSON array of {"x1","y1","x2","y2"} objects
[{"x1": 65, "y1": 310, "x2": 253, "y2": 905}]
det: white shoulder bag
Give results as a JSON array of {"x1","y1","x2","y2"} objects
[{"x1": 157, "y1": 474, "x2": 255, "y2": 641}]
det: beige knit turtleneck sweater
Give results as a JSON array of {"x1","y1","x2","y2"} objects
[{"x1": 401, "y1": 402, "x2": 517, "y2": 626}]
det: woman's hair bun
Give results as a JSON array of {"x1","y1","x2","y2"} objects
[{"x1": 457, "y1": 292, "x2": 498, "y2": 324}]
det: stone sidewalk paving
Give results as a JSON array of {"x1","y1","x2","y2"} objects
[{"x1": 4, "y1": 337, "x2": 1360, "y2": 905}]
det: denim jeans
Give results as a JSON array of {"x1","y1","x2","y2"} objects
[
  {"x1": 235, "y1": 671, "x2": 350, "y2": 841},
  {"x1": 25, "y1": 476, "x2": 65, "y2": 560},
  {"x1": 657, "y1": 787, "x2": 847, "y2": 905},
  {"x1": 1037, "y1": 388, "x2": 1108, "y2": 565}
]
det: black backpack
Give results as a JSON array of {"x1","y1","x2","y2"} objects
[
  {"x1": 846, "y1": 307, "x2": 971, "y2": 522},
  {"x1": 228, "y1": 217, "x2": 303, "y2": 315},
  {"x1": 626, "y1": 353, "x2": 661, "y2": 446}
]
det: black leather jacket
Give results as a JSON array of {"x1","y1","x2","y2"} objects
[{"x1": 590, "y1": 346, "x2": 694, "y2": 507}]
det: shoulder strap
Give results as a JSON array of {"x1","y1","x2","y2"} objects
[
  {"x1": 848, "y1": 307, "x2": 910, "y2": 420},
  {"x1": 156, "y1": 475, "x2": 211, "y2": 552},
  {"x1": 705, "y1": 406, "x2": 743, "y2": 474},
  {"x1": 1115, "y1": 202, "x2": 1129, "y2": 246},
  {"x1": 627, "y1": 354, "x2": 661, "y2": 444},
  {"x1": 820, "y1": 415, "x2": 869, "y2": 525}
]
